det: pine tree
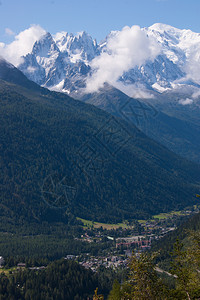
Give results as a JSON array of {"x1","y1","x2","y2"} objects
[
  {"x1": 170, "y1": 233, "x2": 200, "y2": 299},
  {"x1": 108, "y1": 280, "x2": 121, "y2": 300},
  {"x1": 122, "y1": 252, "x2": 168, "y2": 299}
]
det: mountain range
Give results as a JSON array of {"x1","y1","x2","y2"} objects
[
  {"x1": 0, "y1": 21, "x2": 200, "y2": 297},
  {"x1": 18, "y1": 23, "x2": 200, "y2": 100},
  {"x1": 14, "y1": 24, "x2": 200, "y2": 166}
]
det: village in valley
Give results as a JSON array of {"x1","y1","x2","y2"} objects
[
  {"x1": 72, "y1": 205, "x2": 200, "y2": 271},
  {"x1": 0, "y1": 206, "x2": 199, "y2": 273}
]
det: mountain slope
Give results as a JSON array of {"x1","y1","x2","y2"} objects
[
  {"x1": 1, "y1": 61, "x2": 200, "y2": 224},
  {"x1": 82, "y1": 85, "x2": 200, "y2": 164},
  {"x1": 0, "y1": 57, "x2": 42, "y2": 91}
]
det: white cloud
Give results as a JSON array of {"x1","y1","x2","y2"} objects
[
  {"x1": 114, "y1": 81, "x2": 155, "y2": 99},
  {"x1": 179, "y1": 98, "x2": 193, "y2": 105},
  {"x1": 5, "y1": 28, "x2": 15, "y2": 36},
  {"x1": 85, "y1": 25, "x2": 160, "y2": 93},
  {"x1": 192, "y1": 90, "x2": 200, "y2": 99},
  {"x1": 0, "y1": 25, "x2": 46, "y2": 66},
  {"x1": 182, "y1": 42, "x2": 200, "y2": 84}
]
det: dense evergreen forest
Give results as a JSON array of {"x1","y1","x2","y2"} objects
[
  {"x1": 0, "y1": 259, "x2": 124, "y2": 300},
  {"x1": 0, "y1": 228, "x2": 114, "y2": 263}
]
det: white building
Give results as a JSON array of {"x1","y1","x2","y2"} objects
[{"x1": 0, "y1": 256, "x2": 4, "y2": 267}]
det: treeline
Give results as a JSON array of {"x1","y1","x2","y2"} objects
[{"x1": 0, "y1": 233, "x2": 114, "y2": 264}]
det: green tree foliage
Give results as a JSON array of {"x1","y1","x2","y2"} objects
[
  {"x1": 170, "y1": 234, "x2": 200, "y2": 299},
  {"x1": 0, "y1": 259, "x2": 125, "y2": 299},
  {"x1": 0, "y1": 260, "x2": 111, "y2": 300},
  {"x1": 108, "y1": 280, "x2": 123, "y2": 300},
  {"x1": 0, "y1": 231, "x2": 114, "y2": 265},
  {"x1": 121, "y1": 252, "x2": 168, "y2": 300},
  {"x1": 108, "y1": 231, "x2": 200, "y2": 299},
  {"x1": 151, "y1": 212, "x2": 200, "y2": 270}
]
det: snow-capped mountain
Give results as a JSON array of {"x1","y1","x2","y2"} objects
[
  {"x1": 19, "y1": 31, "x2": 98, "y2": 95},
  {"x1": 54, "y1": 31, "x2": 99, "y2": 62},
  {"x1": 143, "y1": 23, "x2": 200, "y2": 90},
  {"x1": 18, "y1": 23, "x2": 200, "y2": 98}
]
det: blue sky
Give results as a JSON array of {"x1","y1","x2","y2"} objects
[{"x1": 0, "y1": 0, "x2": 200, "y2": 43}]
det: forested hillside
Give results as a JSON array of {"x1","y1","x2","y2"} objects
[
  {"x1": 82, "y1": 85, "x2": 200, "y2": 164},
  {"x1": 1, "y1": 69, "x2": 200, "y2": 226},
  {"x1": 0, "y1": 259, "x2": 115, "y2": 299}
]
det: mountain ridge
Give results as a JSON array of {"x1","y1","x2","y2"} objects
[{"x1": 16, "y1": 23, "x2": 200, "y2": 100}]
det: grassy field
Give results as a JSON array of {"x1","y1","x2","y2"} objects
[
  {"x1": 152, "y1": 205, "x2": 200, "y2": 221},
  {"x1": 0, "y1": 267, "x2": 17, "y2": 275},
  {"x1": 153, "y1": 210, "x2": 188, "y2": 220},
  {"x1": 77, "y1": 205, "x2": 200, "y2": 229},
  {"x1": 76, "y1": 217, "x2": 132, "y2": 230},
  {"x1": 138, "y1": 220, "x2": 146, "y2": 224}
]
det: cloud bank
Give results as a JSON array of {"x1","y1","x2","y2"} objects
[
  {"x1": 114, "y1": 81, "x2": 155, "y2": 99},
  {"x1": 192, "y1": 90, "x2": 200, "y2": 99},
  {"x1": 179, "y1": 98, "x2": 193, "y2": 105},
  {"x1": 85, "y1": 25, "x2": 160, "y2": 93},
  {"x1": 185, "y1": 53, "x2": 200, "y2": 84},
  {"x1": 0, "y1": 25, "x2": 46, "y2": 66}
]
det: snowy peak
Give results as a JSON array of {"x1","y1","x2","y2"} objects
[
  {"x1": 54, "y1": 30, "x2": 98, "y2": 62},
  {"x1": 144, "y1": 23, "x2": 200, "y2": 89},
  {"x1": 19, "y1": 30, "x2": 97, "y2": 93},
  {"x1": 148, "y1": 22, "x2": 200, "y2": 38},
  {"x1": 149, "y1": 23, "x2": 182, "y2": 34},
  {"x1": 146, "y1": 23, "x2": 200, "y2": 57},
  {"x1": 33, "y1": 32, "x2": 59, "y2": 58},
  {"x1": 53, "y1": 31, "x2": 69, "y2": 52}
]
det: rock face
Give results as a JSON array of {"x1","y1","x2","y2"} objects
[
  {"x1": 18, "y1": 23, "x2": 200, "y2": 96},
  {"x1": 19, "y1": 31, "x2": 99, "y2": 96}
]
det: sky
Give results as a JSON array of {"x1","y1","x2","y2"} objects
[{"x1": 0, "y1": 0, "x2": 200, "y2": 44}]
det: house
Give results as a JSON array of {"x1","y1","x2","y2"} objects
[
  {"x1": 17, "y1": 263, "x2": 26, "y2": 269},
  {"x1": 64, "y1": 255, "x2": 75, "y2": 260}
]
